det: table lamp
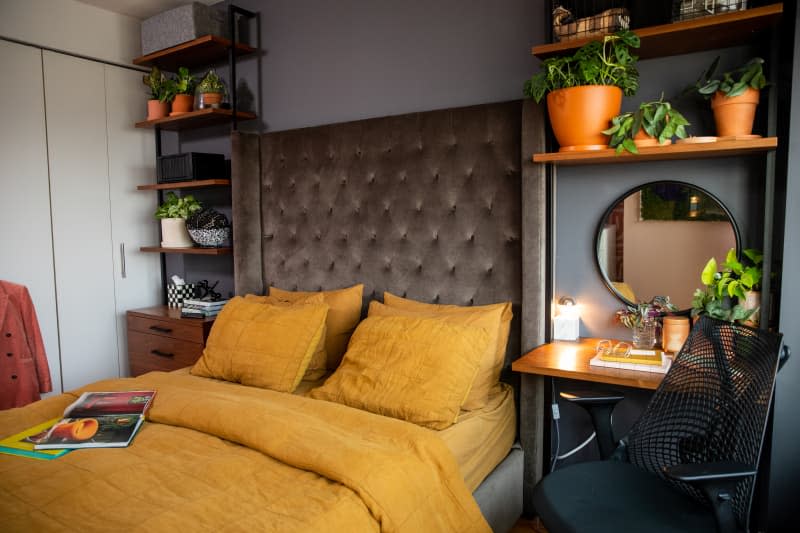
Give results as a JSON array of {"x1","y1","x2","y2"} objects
[{"x1": 553, "y1": 296, "x2": 580, "y2": 341}]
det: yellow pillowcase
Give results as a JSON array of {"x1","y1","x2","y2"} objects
[
  {"x1": 191, "y1": 296, "x2": 329, "y2": 392},
  {"x1": 382, "y1": 292, "x2": 513, "y2": 409},
  {"x1": 243, "y1": 293, "x2": 328, "y2": 380},
  {"x1": 310, "y1": 315, "x2": 488, "y2": 430},
  {"x1": 368, "y1": 301, "x2": 500, "y2": 411},
  {"x1": 270, "y1": 284, "x2": 364, "y2": 370}
]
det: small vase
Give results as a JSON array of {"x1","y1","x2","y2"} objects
[{"x1": 631, "y1": 320, "x2": 656, "y2": 349}]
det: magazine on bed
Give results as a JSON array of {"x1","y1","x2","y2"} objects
[
  {"x1": 29, "y1": 391, "x2": 156, "y2": 450},
  {"x1": 0, "y1": 418, "x2": 71, "y2": 460}
]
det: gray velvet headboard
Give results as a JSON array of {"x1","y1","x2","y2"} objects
[{"x1": 231, "y1": 100, "x2": 546, "y2": 370}]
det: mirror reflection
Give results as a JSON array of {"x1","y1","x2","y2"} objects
[{"x1": 596, "y1": 181, "x2": 739, "y2": 310}]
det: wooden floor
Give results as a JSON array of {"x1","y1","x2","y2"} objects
[{"x1": 510, "y1": 517, "x2": 548, "y2": 533}]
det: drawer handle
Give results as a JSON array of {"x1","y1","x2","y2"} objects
[
  {"x1": 150, "y1": 349, "x2": 174, "y2": 358},
  {"x1": 149, "y1": 326, "x2": 173, "y2": 334}
]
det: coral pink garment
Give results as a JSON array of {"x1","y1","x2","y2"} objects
[{"x1": 0, "y1": 280, "x2": 52, "y2": 409}]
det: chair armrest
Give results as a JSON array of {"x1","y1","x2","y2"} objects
[
  {"x1": 559, "y1": 389, "x2": 624, "y2": 459},
  {"x1": 664, "y1": 462, "x2": 756, "y2": 533}
]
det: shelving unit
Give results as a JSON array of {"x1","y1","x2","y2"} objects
[
  {"x1": 133, "y1": 35, "x2": 256, "y2": 71},
  {"x1": 137, "y1": 179, "x2": 230, "y2": 191},
  {"x1": 135, "y1": 108, "x2": 256, "y2": 131}
]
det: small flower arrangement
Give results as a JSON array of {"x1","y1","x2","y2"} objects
[{"x1": 616, "y1": 296, "x2": 677, "y2": 329}]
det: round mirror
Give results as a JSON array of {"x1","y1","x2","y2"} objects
[{"x1": 595, "y1": 181, "x2": 740, "y2": 311}]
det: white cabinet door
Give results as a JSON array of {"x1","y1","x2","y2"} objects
[
  {"x1": 104, "y1": 65, "x2": 161, "y2": 377},
  {"x1": 0, "y1": 41, "x2": 62, "y2": 393},
  {"x1": 43, "y1": 51, "x2": 119, "y2": 390}
]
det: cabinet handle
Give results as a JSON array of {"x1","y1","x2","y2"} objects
[
  {"x1": 149, "y1": 325, "x2": 172, "y2": 334},
  {"x1": 150, "y1": 349, "x2": 174, "y2": 358},
  {"x1": 120, "y1": 243, "x2": 126, "y2": 279}
]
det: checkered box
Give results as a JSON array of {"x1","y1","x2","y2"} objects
[{"x1": 167, "y1": 283, "x2": 195, "y2": 308}]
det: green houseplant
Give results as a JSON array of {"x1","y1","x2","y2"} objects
[
  {"x1": 197, "y1": 69, "x2": 226, "y2": 108},
  {"x1": 616, "y1": 296, "x2": 677, "y2": 349},
  {"x1": 691, "y1": 248, "x2": 763, "y2": 325},
  {"x1": 523, "y1": 30, "x2": 640, "y2": 151},
  {"x1": 171, "y1": 67, "x2": 197, "y2": 115},
  {"x1": 154, "y1": 192, "x2": 202, "y2": 248},
  {"x1": 603, "y1": 96, "x2": 690, "y2": 154},
  {"x1": 143, "y1": 67, "x2": 175, "y2": 120},
  {"x1": 687, "y1": 56, "x2": 767, "y2": 137}
]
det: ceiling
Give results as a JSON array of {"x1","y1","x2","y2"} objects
[{"x1": 76, "y1": 0, "x2": 219, "y2": 20}]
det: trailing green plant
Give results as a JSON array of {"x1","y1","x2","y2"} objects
[
  {"x1": 154, "y1": 192, "x2": 202, "y2": 219},
  {"x1": 174, "y1": 67, "x2": 197, "y2": 95},
  {"x1": 691, "y1": 248, "x2": 762, "y2": 322},
  {"x1": 603, "y1": 96, "x2": 690, "y2": 154},
  {"x1": 197, "y1": 69, "x2": 226, "y2": 94},
  {"x1": 616, "y1": 296, "x2": 677, "y2": 329},
  {"x1": 686, "y1": 56, "x2": 767, "y2": 99},
  {"x1": 142, "y1": 67, "x2": 175, "y2": 102},
  {"x1": 523, "y1": 30, "x2": 640, "y2": 103}
]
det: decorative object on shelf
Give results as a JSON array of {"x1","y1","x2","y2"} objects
[
  {"x1": 143, "y1": 66, "x2": 175, "y2": 120},
  {"x1": 157, "y1": 152, "x2": 226, "y2": 183},
  {"x1": 602, "y1": 95, "x2": 690, "y2": 154},
  {"x1": 686, "y1": 56, "x2": 767, "y2": 137},
  {"x1": 166, "y1": 275, "x2": 195, "y2": 308},
  {"x1": 197, "y1": 69, "x2": 226, "y2": 109},
  {"x1": 616, "y1": 296, "x2": 677, "y2": 349},
  {"x1": 171, "y1": 67, "x2": 197, "y2": 115},
  {"x1": 661, "y1": 315, "x2": 690, "y2": 353},
  {"x1": 186, "y1": 208, "x2": 230, "y2": 247},
  {"x1": 691, "y1": 247, "x2": 762, "y2": 325},
  {"x1": 194, "y1": 279, "x2": 223, "y2": 301},
  {"x1": 672, "y1": 0, "x2": 749, "y2": 22},
  {"x1": 551, "y1": 2, "x2": 630, "y2": 42},
  {"x1": 140, "y1": 2, "x2": 227, "y2": 56},
  {"x1": 154, "y1": 192, "x2": 202, "y2": 248},
  {"x1": 524, "y1": 30, "x2": 640, "y2": 151},
  {"x1": 553, "y1": 296, "x2": 581, "y2": 341}
]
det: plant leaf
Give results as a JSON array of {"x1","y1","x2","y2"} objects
[{"x1": 701, "y1": 257, "x2": 717, "y2": 286}]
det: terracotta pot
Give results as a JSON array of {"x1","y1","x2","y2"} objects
[
  {"x1": 200, "y1": 92, "x2": 223, "y2": 107},
  {"x1": 160, "y1": 218, "x2": 194, "y2": 248},
  {"x1": 741, "y1": 290, "x2": 761, "y2": 327},
  {"x1": 147, "y1": 99, "x2": 170, "y2": 120},
  {"x1": 633, "y1": 128, "x2": 672, "y2": 148},
  {"x1": 546, "y1": 85, "x2": 623, "y2": 151},
  {"x1": 661, "y1": 316, "x2": 690, "y2": 354},
  {"x1": 171, "y1": 94, "x2": 193, "y2": 115},
  {"x1": 711, "y1": 88, "x2": 760, "y2": 137}
]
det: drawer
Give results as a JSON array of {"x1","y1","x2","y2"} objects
[
  {"x1": 128, "y1": 330, "x2": 204, "y2": 375},
  {"x1": 128, "y1": 314, "x2": 205, "y2": 343}
]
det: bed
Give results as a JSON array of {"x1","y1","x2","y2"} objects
[{"x1": 0, "y1": 100, "x2": 547, "y2": 532}]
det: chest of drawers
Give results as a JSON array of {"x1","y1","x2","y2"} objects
[{"x1": 127, "y1": 306, "x2": 215, "y2": 376}]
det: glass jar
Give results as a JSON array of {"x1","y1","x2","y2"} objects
[{"x1": 631, "y1": 319, "x2": 657, "y2": 349}]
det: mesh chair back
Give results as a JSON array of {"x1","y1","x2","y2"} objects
[{"x1": 626, "y1": 316, "x2": 783, "y2": 527}]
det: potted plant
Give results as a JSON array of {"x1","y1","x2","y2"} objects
[
  {"x1": 603, "y1": 96, "x2": 690, "y2": 154},
  {"x1": 197, "y1": 69, "x2": 226, "y2": 108},
  {"x1": 171, "y1": 67, "x2": 196, "y2": 115},
  {"x1": 688, "y1": 56, "x2": 767, "y2": 137},
  {"x1": 523, "y1": 30, "x2": 640, "y2": 151},
  {"x1": 616, "y1": 296, "x2": 677, "y2": 349},
  {"x1": 143, "y1": 67, "x2": 175, "y2": 120},
  {"x1": 154, "y1": 192, "x2": 202, "y2": 248},
  {"x1": 691, "y1": 248, "x2": 763, "y2": 325}
]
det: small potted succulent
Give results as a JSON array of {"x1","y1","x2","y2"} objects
[
  {"x1": 143, "y1": 66, "x2": 175, "y2": 120},
  {"x1": 691, "y1": 248, "x2": 763, "y2": 326},
  {"x1": 687, "y1": 56, "x2": 767, "y2": 137},
  {"x1": 196, "y1": 69, "x2": 226, "y2": 109},
  {"x1": 616, "y1": 296, "x2": 677, "y2": 349},
  {"x1": 603, "y1": 96, "x2": 690, "y2": 154},
  {"x1": 154, "y1": 192, "x2": 202, "y2": 248},
  {"x1": 171, "y1": 67, "x2": 197, "y2": 115}
]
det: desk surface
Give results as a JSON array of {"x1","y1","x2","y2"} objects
[{"x1": 511, "y1": 337, "x2": 666, "y2": 390}]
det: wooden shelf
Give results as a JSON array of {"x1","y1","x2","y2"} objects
[
  {"x1": 133, "y1": 35, "x2": 256, "y2": 71},
  {"x1": 533, "y1": 137, "x2": 777, "y2": 165},
  {"x1": 135, "y1": 108, "x2": 256, "y2": 131},
  {"x1": 533, "y1": 3, "x2": 783, "y2": 60},
  {"x1": 137, "y1": 179, "x2": 231, "y2": 191},
  {"x1": 140, "y1": 246, "x2": 232, "y2": 255}
]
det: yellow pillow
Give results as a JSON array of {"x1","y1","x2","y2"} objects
[
  {"x1": 270, "y1": 284, "x2": 364, "y2": 369},
  {"x1": 382, "y1": 293, "x2": 513, "y2": 408},
  {"x1": 310, "y1": 315, "x2": 488, "y2": 430},
  {"x1": 368, "y1": 301, "x2": 501, "y2": 411},
  {"x1": 191, "y1": 296, "x2": 328, "y2": 392},
  {"x1": 243, "y1": 293, "x2": 328, "y2": 380}
]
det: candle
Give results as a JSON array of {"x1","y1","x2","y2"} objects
[{"x1": 662, "y1": 316, "x2": 690, "y2": 354}]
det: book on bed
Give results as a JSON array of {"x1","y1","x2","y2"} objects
[
  {"x1": 0, "y1": 418, "x2": 71, "y2": 460},
  {"x1": 30, "y1": 391, "x2": 156, "y2": 450}
]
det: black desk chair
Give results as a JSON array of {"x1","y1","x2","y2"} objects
[{"x1": 533, "y1": 316, "x2": 789, "y2": 533}]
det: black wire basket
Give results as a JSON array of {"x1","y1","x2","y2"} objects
[
  {"x1": 672, "y1": 0, "x2": 749, "y2": 22},
  {"x1": 550, "y1": 1, "x2": 630, "y2": 42}
]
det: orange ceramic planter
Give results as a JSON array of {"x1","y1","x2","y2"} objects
[
  {"x1": 711, "y1": 88, "x2": 760, "y2": 137},
  {"x1": 147, "y1": 99, "x2": 169, "y2": 120},
  {"x1": 171, "y1": 93, "x2": 194, "y2": 115},
  {"x1": 633, "y1": 128, "x2": 672, "y2": 148},
  {"x1": 546, "y1": 85, "x2": 623, "y2": 151}
]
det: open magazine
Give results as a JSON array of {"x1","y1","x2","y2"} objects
[{"x1": 28, "y1": 391, "x2": 156, "y2": 450}]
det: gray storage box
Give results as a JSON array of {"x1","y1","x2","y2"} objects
[{"x1": 141, "y1": 2, "x2": 227, "y2": 56}]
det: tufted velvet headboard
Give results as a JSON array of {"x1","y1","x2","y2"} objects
[{"x1": 231, "y1": 100, "x2": 546, "y2": 369}]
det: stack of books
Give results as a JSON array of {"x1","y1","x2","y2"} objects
[
  {"x1": 589, "y1": 348, "x2": 672, "y2": 374},
  {"x1": 181, "y1": 298, "x2": 229, "y2": 318}
]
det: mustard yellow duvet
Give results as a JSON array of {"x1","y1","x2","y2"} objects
[{"x1": 0, "y1": 371, "x2": 490, "y2": 532}]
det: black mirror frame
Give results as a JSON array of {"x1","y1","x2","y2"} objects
[{"x1": 594, "y1": 180, "x2": 742, "y2": 311}]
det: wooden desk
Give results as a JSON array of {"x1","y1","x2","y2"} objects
[{"x1": 512, "y1": 338, "x2": 666, "y2": 390}]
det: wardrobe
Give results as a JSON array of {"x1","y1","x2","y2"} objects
[{"x1": 0, "y1": 39, "x2": 161, "y2": 393}]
